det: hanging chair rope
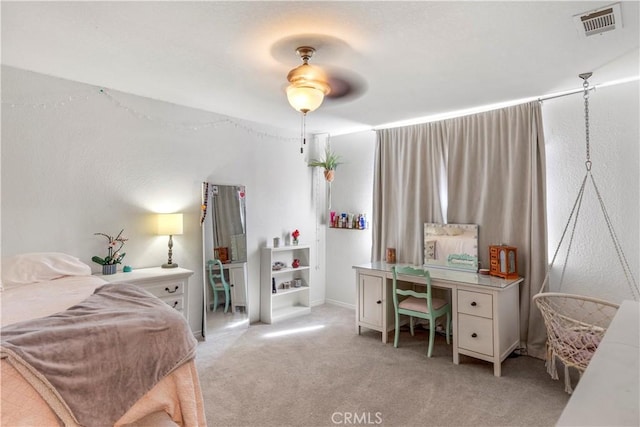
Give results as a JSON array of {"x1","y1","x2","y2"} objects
[
  {"x1": 534, "y1": 73, "x2": 639, "y2": 394},
  {"x1": 589, "y1": 173, "x2": 638, "y2": 298},
  {"x1": 538, "y1": 74, "x2": 639, "y2": 299}
]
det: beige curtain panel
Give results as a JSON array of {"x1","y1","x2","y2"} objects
[
  {"x1": 373, "y1": 101, "x2": 548, "y2": 358},
  {"x1": 373, "y1": 123, "x2": 447, "y2": 264}
]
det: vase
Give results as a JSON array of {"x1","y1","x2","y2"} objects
[
  {"x1": 102, "y1": 264, "x2": 117, "y2": 275},
  {"x1": 293, "y1": 239, "x2": 299, "y2": 245},
  {"x1": 324, "y1": 170, "x2": 335, "y2": 182}
]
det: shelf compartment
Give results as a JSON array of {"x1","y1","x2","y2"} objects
[
  {"x1": 272, "y1": 286, "x2": 309, "y2": 297},
  {"x1": 270, "y1": 245, "x2": 310, "y2": 252},
  {"x1": 271, "y1": 266, "x2": 310, "y2": 275}
]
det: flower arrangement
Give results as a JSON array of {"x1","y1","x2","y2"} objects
[
  {"x1": 92, "y1": 229, "x2": 128, "y2": 266},
  {"x1": 292, "y1": 229, "x2": 300, "y2": 245}
]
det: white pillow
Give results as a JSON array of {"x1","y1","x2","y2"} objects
[
  {"x1": 426, "y1": 226, "x2": 446, "y2": 236},
  {"x1": 1, "y1": 252, "x2": 92, "y2": 289},
  {"x1": 446, "y1": 227, "x2": 464, "y2": 236}
]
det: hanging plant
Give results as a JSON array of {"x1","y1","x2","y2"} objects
[{"x1": 308, "y1": 146, "x2": 343, "y2": 182}]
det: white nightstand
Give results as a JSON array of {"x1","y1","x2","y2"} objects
[{"x1": 98, "y1": 267, "x2": 194, "y2": 323}]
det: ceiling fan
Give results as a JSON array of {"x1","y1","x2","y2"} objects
[{"x1": 285, "y1": 45, "x2": 364, "y2": 114}]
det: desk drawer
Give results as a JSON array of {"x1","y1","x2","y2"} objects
[
  {"x1": 458, "y1": 313, "x2": 493, "y2": 356},
  {"x1": 458, "y1": 290, "x2": 492, "y2": 318}
]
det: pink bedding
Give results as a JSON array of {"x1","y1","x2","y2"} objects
[
  {"x1": 1, "y1": 359, "x2": 205, "y2": 426},
  {"x1": 0, "y1": 276, "x2": 206, "y2": 426},
  {"x1": 1, "y1": 275, "x2": 106, "y2": 327}
]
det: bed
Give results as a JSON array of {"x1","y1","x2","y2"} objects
[{"x1": 1, "y1": 253, "x2": 206, "y2": 426}]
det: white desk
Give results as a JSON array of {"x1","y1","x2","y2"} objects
[
  {"x1": 556, "y1": 300, "x2": 639, "y2": 426},
  {"x1": 354, "y1": 262, "x2": 523, "y2": 376}
]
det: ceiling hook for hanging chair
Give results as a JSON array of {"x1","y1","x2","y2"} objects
[
  {"x1": 580, "y1": 72, "x2": 593, "y2": 171},
  {"x1": 579, "y1": 72, "x2": 593, "y2": 83}
]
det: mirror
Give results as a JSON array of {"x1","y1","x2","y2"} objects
[
  {"x1": 423, "y1": 223, "x2": 479, "y2": 272},
  {"x1": 201, "y1": 183, "x2": 249, "y2": 339}
]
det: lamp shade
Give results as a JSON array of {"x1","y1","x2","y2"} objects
[
  {"x1": 157, "y1": 213, "x2": 183, "y2": 236},
  {"x1": 286, "y1": 62, "x2": 330, "y2": 114},
  {"x1": 286, "y1": 85, "x2": 326, "y2": 113}
]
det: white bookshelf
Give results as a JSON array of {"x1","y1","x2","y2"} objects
[{"x1": 260, "y1": 245, "x2": 311, "y2": 324}]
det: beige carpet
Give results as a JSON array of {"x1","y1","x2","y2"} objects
[{"x1": 195, "y1": 304, "x2": 569, "y2": 427}]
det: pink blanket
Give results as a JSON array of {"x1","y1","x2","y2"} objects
[{"x1": 1, "y1": 283, "x2": 197, "y2": 426}]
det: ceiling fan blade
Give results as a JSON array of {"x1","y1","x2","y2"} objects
[{"x1": 324, "y1": 68, "x2": 367, "y2": 102}]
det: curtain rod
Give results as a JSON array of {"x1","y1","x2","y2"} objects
[
  {"x1": 537, "y1": 86, "x2": 595, "y2": 102},
  {"x1": 368, "y1": 75, "x2": 639, "y2": 133},
  {"x1": 538, "y1": 75, "x2": 640, "y2": 102}
]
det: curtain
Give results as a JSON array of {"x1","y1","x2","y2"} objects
[
  {"x1": 446, "y1": 102, "x2": 548, "y2": 357},
  {"x1": 373, "y1": 101, "x2": 548, "y2": 357},
  {"x1": 212, "y1": 185, "x2": 244, "y2": 249},
  {"x1": 373, "y1": 123, "x2": 447, "y2": 264}
]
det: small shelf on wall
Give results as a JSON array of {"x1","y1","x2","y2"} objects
[
  {"x1": 329, "y1": 226, "x2": 368, "y2": 230},
  {"x1": 329, "y1": 211, "x2": 368, "y2": 230}
]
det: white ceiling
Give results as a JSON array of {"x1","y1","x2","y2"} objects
[{"x1": 2, "y1": 1, "x2": 639, "y2": 135}]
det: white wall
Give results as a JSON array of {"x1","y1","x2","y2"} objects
[
  {"x1": 324, "y1": 130, "x2": 376, "y2": 308},
  {"x1": 325, "y1": 81, "x2": 639, "y2": 307},
  {"x1": 1, "y1": 66, "x2": 325, "y2": 334}
]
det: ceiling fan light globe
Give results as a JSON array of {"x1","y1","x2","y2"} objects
[{"x1": 286, "y1": 85, "x2": 325, "y2": 113}]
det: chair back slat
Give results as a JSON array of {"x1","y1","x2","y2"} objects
[
  {"x1": 392, "y1": 265, "x2": 434, "y2": 313},
  {"x1": 207, "y1": 259, "x2": 229, "y2": 290},
  {"x1": 207, "y1": 258, "x2": 231, "y2": 313},
  {"x1": 395, "y1": 289, "x2": 429, "y2": 300},
  {"x1": 391, "y1": 264, "x2": 452, "y2": 357}
]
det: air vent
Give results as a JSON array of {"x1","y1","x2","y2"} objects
[{"x1": 574, "y1": 3, "x2": 622, "y2": 37}]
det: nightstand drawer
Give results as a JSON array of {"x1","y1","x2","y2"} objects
[
  {"x1": 98, "y1": 267, "x2": 194, "y2": 332},
  {"x1": 143, "y1": 280, "x2": 185, "y2": 299},
  {"x1": 159, "y1": 296, "x2": 184, "y2": 311},
  {"x1": 458, "y1": 313, "x2": 494, "y2": 356},
  {"x1": 458, "y1": 290, "x2": 493, "y2": 318}
]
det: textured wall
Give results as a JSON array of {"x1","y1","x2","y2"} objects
[
  {"x1": 1, "y1": 66, "x2": 322, "y2": 333},
  {"x1": 324, "y1": 130, "x2": 376, "y2": 308}
]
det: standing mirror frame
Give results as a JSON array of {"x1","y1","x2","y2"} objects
[{"x1": 201, "y1": 183, "x2": 249, "y2": 339}]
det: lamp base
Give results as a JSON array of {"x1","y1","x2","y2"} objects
[{"x1": 162, "y1": 263, "x2": 179, "y2": 269}]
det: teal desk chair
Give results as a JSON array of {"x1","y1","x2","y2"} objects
[
  {"x1": 207, "y1": 259, "x2": 230, "y2": 313},
  {"x1": 392, "y1": 265, "x2": 451, "y2": 357}
]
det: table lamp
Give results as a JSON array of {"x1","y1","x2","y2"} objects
[{"x1": 157, "y1": 213, "x2": 183, "y2": 268}]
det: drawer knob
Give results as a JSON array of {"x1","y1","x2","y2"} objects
[
  {"x1": 165, "y1": 286, "x2": 179, "y2": 294},
  {"x1": 376, "y1": 300, "x2": 382, "y2": 304},
  {"x1": 471, "y1": 333, "x2": 478, "y2": 338},
  {"x1": 470, "y1": 301, "x2": 477, "y2": 307},
  {"x1": 170, "y1": 301, "x2": 179, "y2": 308}
]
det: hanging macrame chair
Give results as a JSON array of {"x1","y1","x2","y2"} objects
[{"x1": 532, "y1": 73, "x2": 640, "y2": 394}]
